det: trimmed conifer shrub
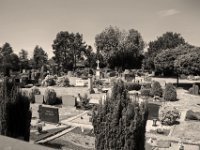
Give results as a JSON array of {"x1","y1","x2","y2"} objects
[
  {"x1": 125, "y1": 82, "x2": 141, "y2": 91},
  {"x1": 0, "y1": 78, "x2": 32, "y2": 141},
  {"x1": 44, "y1": 88, "x2": 57, "y2": 105},
  {"x1": 150, "y1": 81, "x2": 163, "y2": 97},
  {"x1": 92, "y1": 79, "x2": 148, "y2": 150},
  {"x1": 163, "y1": 83, "x2": 177, "y2": 101}
]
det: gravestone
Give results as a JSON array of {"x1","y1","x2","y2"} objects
[
  {"x1": 75, "y1": 79, "x2": 85, "y2": 87},
  {"x1": 62, "y1": 95, "x2": 76, "y2": 107},
  {"x1": 193, "y1": 84, "x2": 199, "y2": 95},
  {"x1": 96, "y1": 60, "x2": 100, "y2": 79},
  {"x1": 38, "y1": 105, "x2": 59, "y2": 124},
  {"x1": 35, "y1": 95, "x2": 44, "y2": 104}
]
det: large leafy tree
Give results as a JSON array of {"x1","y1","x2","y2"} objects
[
  {"x1": 32, "y1": 45, "x2": 48, "y2": 69},
  {"x1": 174, "y1": 47, "x2": 200, "y2": 75},
  {"x1": 19, "y1": 49, "x2": 29, "y2": 71},
  {"x1": 0, "y1": 43, "x2": 20, "y2": 76},
  {"x1": 144, "y1": 32, "x2": 185, "y2": 70},
  {"x1": 95, "y1": 26, "x2": 145, "y2": 70},
  {"x1": 92, "y1": 79, "x2": 148, "y2": 150},
  {"x1": 52, "y1": 31, "x2": 87, "y2": 72},
  {"x1": 154, "y1": 44, "x2": 195, "y2": 76}
]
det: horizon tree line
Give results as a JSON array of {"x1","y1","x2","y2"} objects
[{"x1": 0, "y1": 26, "x2": 200, "y2": 76}]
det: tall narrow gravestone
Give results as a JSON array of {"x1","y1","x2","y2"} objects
[
  {"x1": 193, "y1": 84, "x2": 199, "y2": 95},
  {"x1": 96, "y1": 60, "x2": 100, "y2": 79},
  {"x1": 38, "y1": 105, "x2": 59, "y2": 124}
]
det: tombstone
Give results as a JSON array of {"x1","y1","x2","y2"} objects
[
  {"x1": 35, "y1": 95, "x2": 44, "y2": 104},
  {"x1": 38, "y1": 105, "x2": 59, "y2": 124},
  {"x1": 88, "y1": 77, "x2": 93, "y2": 90},
  {"x1": 96, "y1": 60, "x2": 100, "y2": 79},
  {"x1": 62, "y1": 95, "x2": 76, "y2": 107},
  {"x1": 75, "y1": 79, "x2": 85, "y2": 87},
  {"x1": 193, "y1": 84, "x2": 199, "y2": 95}
]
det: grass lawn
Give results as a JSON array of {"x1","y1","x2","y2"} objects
[
  {"x1": 171, "y1": 122, "x2": 200, "y2": 142},
  {"x1": 30, "y1": 126, "x2": 70, "y2": 142}
]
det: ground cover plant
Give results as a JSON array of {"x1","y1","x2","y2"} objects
[{"x1": 159, "y1": 106, "x2": 180, "y2": 125}]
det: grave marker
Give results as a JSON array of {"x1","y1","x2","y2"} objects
[
  {"x1": 35, "y1": 95, "x2": 44, "y2": 104},
  {"x1": 75, "y1": 79, "x2": 85, "y2": 87},
  {"x1": 38, "y1": 105, "x2": 59, "y2": 124},
  {"x1": 62, "y1": 95, "x2": 76, "y2": 107}
]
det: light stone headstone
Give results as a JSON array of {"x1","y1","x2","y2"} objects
[
  {"x1": 62, "y1": 95, "x2": 76, "y2": 107},
  {"x1": 35, "y1": 95, "x2": 44, "y2": 104}
]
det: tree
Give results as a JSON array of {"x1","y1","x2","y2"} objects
[
  {"x1": 0, "y1": 43, "x2": 20, "y2": 76},
  {"x1": 52, "y1": 31, "x2": 87, "y2": 72},
  {"x1": 19, "y1": 49, "x2": 29, "y2": 71},
  {"x1": 154, "y1": 44, "x2": 195, "y2": 76},
  {"x1": 83, "y1": 45, "x2": 97, "y2": 68},
  {"x1": 95, "y1": 26, "x2": 145, "y2": 70},
  {"x1": 33, "y1": 46, "x2": 48, "y2": 69},
  {"x1": 174, "y1": 47, "x2": 200, "y2": 75},
  {"x1": 144, "y1": 32, "x2": 185, "y2": 70},
  {"x1": 92, "y1": 79, "x2": 148, "y2": 150}
]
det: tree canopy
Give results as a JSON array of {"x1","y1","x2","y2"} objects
[
  {"x1": 144, "y1": 32, "x2": 186, "y2": 70},
  {"x1": 52, "y1": 31, "x2": 87, "y2": 72},
  {"x1": 154, "y1": 44, "x2": 200, "y2": 76},
  {"x1": 33, "y1": 45, "x2": 48, "y2": 69},
  {"x1": 95, "y1": 26, "x2": 145, "y2": 70},
  {"x1": 0, "y1": 43, "x2": 20, "y2": 76}
]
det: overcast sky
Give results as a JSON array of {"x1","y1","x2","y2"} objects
[{"x1": 0, "y1": 0, "x2": 199, "y2": 58}]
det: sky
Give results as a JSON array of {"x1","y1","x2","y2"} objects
[{"x1": 0, "y1": 0, "x2": 200, "y2": 58}]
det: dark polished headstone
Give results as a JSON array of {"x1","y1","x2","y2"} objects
[{"x1": 38, "y1": 105, "x2": 59, "y2": 124}]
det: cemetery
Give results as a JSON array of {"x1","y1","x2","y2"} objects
[
  {"x1": 15, "y1": 65, "x2": 199, "y2": 150},
  {"x1": 1, "y1": 2, "x2": 200, "y2": 149}
]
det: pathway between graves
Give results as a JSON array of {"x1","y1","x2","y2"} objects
[{"x1": 36, "y1": 126, "x2": 76, "y2": 144}]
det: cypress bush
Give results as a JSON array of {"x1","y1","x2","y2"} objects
[
  {"x1": 44, "y1": 88, "x2": 57, "y2": 105},
  {"x1": 163, "y1": 83, "x2": 177, "y2": 101},
  {"x1": 0, "y1": 78, "x2": 32, "y2": 141},
  {"x1": 92, "y1": 79, "x2": 148, "y2": 150},
  {"x1": 125, "y1": 82, "x2": 141, "y2": 91},
  {"x1": 150, "y1": 81, "x2": 163, "y2": 97}
]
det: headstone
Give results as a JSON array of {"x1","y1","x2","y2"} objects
[
  {"x1": 96, "y1": 60, "x2": 100, "y2": 79},
  {"x1": 35, "y1": 95, "x2": 44, "y2": 104},
  {"x1": 62, "y1": 95, "x2": 76, "y2": 107},
  {"x1": 88, "y1": 77, "x2": 93, "y2": 90},
  {"x1": 144, "y1": 76, "x2": 152, "y2": 82},
  {"x1": 193, "y1": 84, "x2": 199, "y2": 95},
  {"x1": 38, "y1": 105, "x2": 59, "y2": 124},
  {"x1": 76, "y1": 79, "x2": 85, "y2": 87}
]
